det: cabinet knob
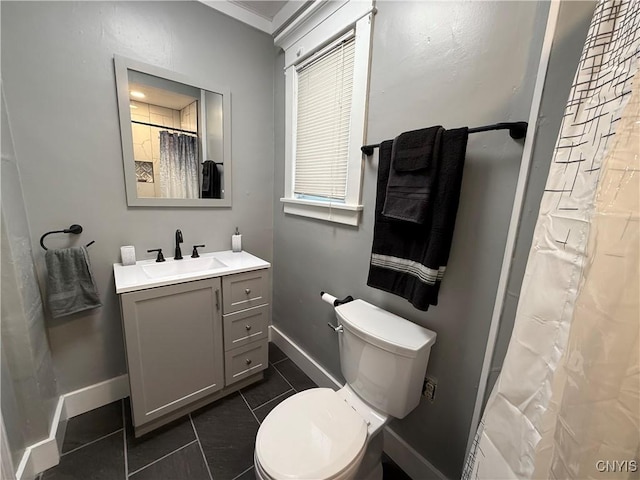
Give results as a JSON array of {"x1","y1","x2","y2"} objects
[
  {"x1": 245, "y1": 325, "x2": 252, "y2": 331},
  {"x1": 245, "y1": 288, "x2": 251, "y2": 295},
  {"x1": 245, "y1": 358, "x2": 252, "y2": 365}
]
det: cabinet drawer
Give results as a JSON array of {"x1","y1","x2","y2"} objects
[
  {"x1": 223, "y1": 304, "x2": 269, "y2": 351},
  {"x1": 225, "y1": 340, "x2": 268, "y2": 386},
  {"x1": 222, "y1": 269, "x2": 269, "y2": 314}
]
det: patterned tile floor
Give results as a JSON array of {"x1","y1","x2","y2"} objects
[{"x1": 40, "y1": 343, "x2": 410, "y2": 480}]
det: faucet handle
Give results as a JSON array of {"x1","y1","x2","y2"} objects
[
  {"x1": 147, "y1": 248, "x2": 165, "y2": 262},
  {"x1": 191, "y1": 245, "x2": 205, "y2": 258}
]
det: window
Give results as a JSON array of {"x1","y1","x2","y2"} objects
[
  {"x1": 295, "y1": 35, "x2": 355, "y2": 202},
  {"x1": 276, "y1": 1, "x2": 374, "y2": 226}
]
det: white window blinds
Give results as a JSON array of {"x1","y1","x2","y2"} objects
[{"x1": 294, "y1": 36, "x2": 355, "y2": 200}]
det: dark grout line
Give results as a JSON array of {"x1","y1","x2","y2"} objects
[
  {"x1": 271, "y1": 362, "x2": 296, "y2": 393},
  {"x1": 189, "y1": 414, "x2": 214, "y2": 480},
  {"x1": 60, "y1": 429, "x2": 124, "y2": 457},
  {"x1": 250, "y1": 388, "x2": 295, "y2": 412},
  {"x1": 231, "y1": 465, "x2": 254, "y2": 480},
  {"x1": 270, "y1": 357, "x2": 288, "y2": 366},
  {"x1": 127, "y1": 440, "x2": 198, "y2": 478},
  {"x1": 239, "y1": 391, "x2": 262, "y2": 425},
  {"x1": 122, "y1": 400, "x2": 129, "y2": 479}
]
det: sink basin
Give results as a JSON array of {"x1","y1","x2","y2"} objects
[
  {"x1": 142, "y1": 257, "x2": 227, "y2": 279},
  {"x1": 114, "y1": 250, "x2": 271, "y2": 294}
]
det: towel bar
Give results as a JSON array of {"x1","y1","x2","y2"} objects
[
  {"x1": 361, "y1": 121, "x2": 528, "y2": 156},
  {"x1": 40, "y1": 224, "x2": 95, "y2": 251}
]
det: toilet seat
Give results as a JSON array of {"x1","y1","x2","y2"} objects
[
  {"x1": 255, "y1": 388, "x2": 368, "y2": 479},
  {"x1": 255, "y1": 450, "x2": 365, "y2": 480}
]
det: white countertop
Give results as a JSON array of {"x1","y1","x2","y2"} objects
[{"x1": 113, "y1": 250, "x2": 270, "y2": 294}]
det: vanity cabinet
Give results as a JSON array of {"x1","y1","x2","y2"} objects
[{"x1": 118, "y1": 261, "x2": 270, "y2": 437}]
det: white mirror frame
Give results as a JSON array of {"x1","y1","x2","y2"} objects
[{"x1": 114, "y1": 55, "x2": 232, "y2": 207}]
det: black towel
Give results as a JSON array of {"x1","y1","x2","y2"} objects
[
  {"x1": 367, "y1": 127, "x2": 468, "y2": 310},
  {"x1": 201, "y1": 160, "x2": 221, "y2": 199},
  {"x1": 382, "y1": 126, "x2": 443, "y2": 223}
]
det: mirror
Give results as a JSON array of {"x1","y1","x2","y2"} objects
[{"x1": 114, "y1": 56, "x2": 231, "y2": 207}]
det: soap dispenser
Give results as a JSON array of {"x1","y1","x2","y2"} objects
[{"x1": 232, "y1": 227, "x2": 242, "y2": 253}]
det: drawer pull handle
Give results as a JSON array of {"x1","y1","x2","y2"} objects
[
  {"x1": 245, "y1": 288, "x2": 251, "y2": 295},
  {"x1": 245, "y1": 325, "x2": 252, "y2": 331},
  {"x1": 246, "y1": 358, "x2": 252, "y2": 365}
]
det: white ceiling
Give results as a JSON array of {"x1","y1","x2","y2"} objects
[
  {"x1": 230, "y1": 1, "x2": 288, "y2": 20},
  {"x1": 128, "y1": 82, "x2": 197, "y2": 111},
  {"x1": 200, "y1": 0, "x2": 309, "y2": 35}
]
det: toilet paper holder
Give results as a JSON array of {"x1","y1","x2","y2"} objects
[{"x1": 321, "y1": 291, "x2": 353, "y2": 333}]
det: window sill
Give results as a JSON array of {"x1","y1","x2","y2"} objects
[{"x1": 280, "y1": 197, "x2": 363, "y2": 226}]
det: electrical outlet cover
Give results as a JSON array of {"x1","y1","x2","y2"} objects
[{"x1": 423, "y1": 378, "x2": 437, "y2": 401}]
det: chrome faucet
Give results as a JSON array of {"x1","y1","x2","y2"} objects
[{"x1": 175, "y1": 229, "x2": 184, "y2": 260}]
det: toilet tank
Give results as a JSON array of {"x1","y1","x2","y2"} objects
[{"x1": 335, "y1": 300, "x2": 436, "y2": 419}]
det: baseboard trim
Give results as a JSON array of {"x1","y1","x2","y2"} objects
[
  {"x1": 269, "y1": 324, "x2": 449, "y2": 480},
  {"x1": 15, "y1": 396, "x2": 66, "y2": 480},
  {"x1": 269, "y1": 325, "x2": 342, "y2": 389},
  {"x1": 63, "y1": 374, "x2": 129, "y2": 418},
  {"x1": 383, "y1": 427, "x2": 449, "y2": 480},
  {"x1": 15, "y1": 374, "x2": 130, "y2": 479}
]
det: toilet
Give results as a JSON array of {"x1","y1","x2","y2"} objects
[{"x1": 254, "y1": 298, "x2": 437, "y2": 480}]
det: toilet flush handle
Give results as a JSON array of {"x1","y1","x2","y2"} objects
[{"x1": 327, "y1": 323, "x2": 344, "y2": 333}]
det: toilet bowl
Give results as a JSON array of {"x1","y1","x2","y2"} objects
[
  {"x1": 255, "y1": 298, "x2": 437, "y2": 480},
  {"x1": 254, "y1": 387, "x2": 385, "y2": 480}
]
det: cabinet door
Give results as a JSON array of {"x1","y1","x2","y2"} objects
[{"x1": 121, "y1": 278, "x2": 223, "y2": 427}]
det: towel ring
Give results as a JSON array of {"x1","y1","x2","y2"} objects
[{"x1": 40, "y1": 224, "x2": 95, "y2": 251}]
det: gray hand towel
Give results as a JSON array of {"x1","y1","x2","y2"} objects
[
  {"x1": 382, "y1": 126, "x2": 444, "y2": 224},
  {"x1": 45, "y1": 246, "x2": 101, "y2": 318}
]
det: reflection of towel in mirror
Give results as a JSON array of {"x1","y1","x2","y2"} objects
[
  {"x1": 45, "y1": 246, "x2": 101, "y2": 318},
  {"x1": 202, "y1": 160, "x2": 221, "y2": 199}
]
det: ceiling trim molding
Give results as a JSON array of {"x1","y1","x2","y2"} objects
[
  {"x1": 200, "y1": 0, "x2": 273, "y2": 33},
  {"x1": 272, "y1": 1, "x2": 312, "y2": 35},
  {"x1": 199, "y1": 1, "x2": 310, "y2": 35}
]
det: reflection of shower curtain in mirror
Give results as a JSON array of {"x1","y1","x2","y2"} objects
[{"x1": 159, "y1": 132, "x2": 199, "y2": 199}]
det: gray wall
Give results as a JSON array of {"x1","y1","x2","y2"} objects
[
  {"x1": 485, "y1": 1, "x2": 597, "y2": 405},
  {"x1": 273, "y1": 2, "x2": 549, "y2": 478},
  {"x1": 1, "y1": 1, "x2": 275, "y2": 392},
  {"x1": 1, "y1": 88, "x2": 59, "y2": 468}
]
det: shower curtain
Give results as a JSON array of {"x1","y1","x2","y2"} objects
[
  {"x1": 159, "y1": 131, "x2": 200, "y2": 199},
  {"x1": 465, "y1": 1, "x2": 639, "y2": 479}
]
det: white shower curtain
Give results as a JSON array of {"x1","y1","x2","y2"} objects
[
  {"x1": 159, "y1": 131, "x2": 200, "y2": 199},
  {"x1": 465, "y1": 1, "x2": 639, "y2": 478}
]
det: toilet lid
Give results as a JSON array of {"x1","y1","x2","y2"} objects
[{"x1": 256, "y1": 388, "x2": 368, "y2": 479}]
